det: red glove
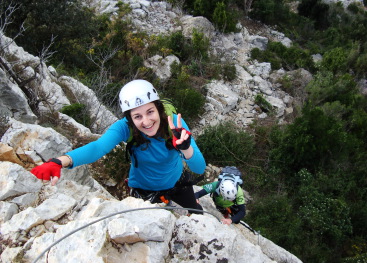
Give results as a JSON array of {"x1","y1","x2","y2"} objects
[
  {"x1": 31, "y1": 158, "x2": 62, "y2": 181},
  {"x1": 172, "y1": 128, "x2": 192, "y2": 150}
]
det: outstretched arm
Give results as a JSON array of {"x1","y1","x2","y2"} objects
[
  {"x1": 31, "y1": 118, "x2": 130, "y2": 186},
  {"x1": 194, "y1": 188, "x2": 208, "y2": 199},
  {"x1": 227, "y1": 204, "x2": 246, "y2": 224}
]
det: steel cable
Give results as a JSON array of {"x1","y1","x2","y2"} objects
[{"x1": 32, "y1": 206, "x2": 221, "y2": 263}]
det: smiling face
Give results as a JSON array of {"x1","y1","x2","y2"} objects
[{"x1": 130, "y1": 102, "x2": 161, "y2": 137}]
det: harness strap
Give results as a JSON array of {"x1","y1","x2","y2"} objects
[{"x1": 129, "y1": 171, "x2": 204, "y2": 204}]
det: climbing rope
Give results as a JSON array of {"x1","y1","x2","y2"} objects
[{"x1": 32, "y1": 206, "x2": 221, "y2": 263}]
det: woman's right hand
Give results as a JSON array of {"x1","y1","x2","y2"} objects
[{"x1": 30, "y1": 158, "x2": 61, "y2": 186}]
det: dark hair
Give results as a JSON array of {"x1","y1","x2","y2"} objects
[{"x1": 124, "y1": 100, "x2": 173, "y2": 149}]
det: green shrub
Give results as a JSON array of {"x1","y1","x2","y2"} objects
[
  {"x1": 153, "y1": 29, "x2": 210, "y2": 62},
  {"x1": 151, "y1": 31, "x2": 192, "y2": 61},
  {"x1": 306, "y1": 71, "x2": 358, "y2": 108},
  {"x1": 341, "y1": 253, "x2": 367, "y2": 263},
  {"x1": 269, "y1": 105, "x2": 353, "y2": 175},
  {"x1": 321, "y1": 47, "x2": 348, "y2": 74},
  {"x1": 167, "y1": 62, "x2": 190, "y2": 88},
  {"x1": 297, "y1": 0, "x2": 330, "y2": 29},
  {"x1": 222, "y1": 63, "x2": 237, "y2": 81},
  {"x1": 296, "y1": 170, "x2": 353, "y2": 237},
  {"x1": 250, "y1": 0, "x2": 293, "y2": 26},
  {"x1": 171, "y1": 0, "x2": 239, "y2": 33},
  {"x1": 213, "y1": 2, "x2": 227, "y2": 32},
  {"x1": 60, "y1": 103, "x2": 91, "y2": 127},
  {"x1": 101, "y1": 143, "x2": 130, "y2": 183},
  {"x1": 187, "y1": 60, "x2": 205, "y2": 76},
  {"x1": 168, "y1": 31, "x2": 190, "y2": 60},
  {"x1": 3, "y1": 0, "x2": 104, "y2": 71},
  {"x1": 173, "y1": 88, "x2": 205, "y2": 123},
  {"x1": 250, "y1": 48, "x2": 262, "y2": 60},
  {"x1": 277, "y1": 75, "x2": 293, "y2": 94},
  {"x1": 269, "y1": 42, "x2": 315, "y2": 71},
  {"x1": 251, "y1": 48, "x2": 282, "y2": 70},
  {"x1": 347, "y1": 3, "x2": 360, "y2": 14},
  {"x1": 268, "y1": 41, "x2": 288, "y2": 56},
  {"x1": 203, "y1": 61, "x2": 222, "y2": 80},
  {"x1": 162, "y1": 62, "x2": 206, "y2": 124},
  {"x1": 251, "y1": 42, "x2": 315, "y2": 71},
  {"x1": 255, "y1": 94, "x2": 273, "y2": 113},
  {"x1": 267, "y1": 56, "x2": 282, "y2": 70},
  {"x1": 191, "y1": 29, "x2": 210, "y2": 60},
  {"x1": 284, "y1": 46, "x2": 315, "y2": 70},
  {"x1": 299, "y1": 195, "x2": 352, "y2": 242},
  {"x1": 196, "y1": 121, "x2": 255, "y2": 167},
  {"x1": 355, "y1": 52, "x2": 367, "y2": 78},
  {"x1": 246, "y1": 194, "x2": 302, "y2": 249},
  {"x1": 349, "y1": 107, "x2": 367, "y2": 139},
  {"x1": 194, "y1": 0, "x2": 212, "y2": 17},
  {"x1": 212, "y1": 2, "x2": 238, "y2": 33}
]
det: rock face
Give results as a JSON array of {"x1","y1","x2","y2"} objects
[
  {"x1": 0, "y1": 68, "x2": 37, "y2": 124},
  {"x1": 0, "y1": 112, "x2": 302, "y2": 263},
  {"x1": 0, "y1": 34, "x2": 117, "y2": 134},
  {"x1": 0, "y1": 117, "x2": 302, "y2": 262},
  {"x1": 144, "y1": 55, "x2": 180, "y2": 81},
  {"x1": 0, "y1": 160, "x2": 302, "y2": 263}
]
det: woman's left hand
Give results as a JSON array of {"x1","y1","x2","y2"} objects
[
  {"x1": 221, "y1": 218, "x2": 232, "y2": 225},
  {"x1": 168, "y1": 113, "x2": 191, "y2": 150}
]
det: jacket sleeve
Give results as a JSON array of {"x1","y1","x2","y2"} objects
[
  {"x1": 66, "y1": 118, "x2": 130, "y2": 167},
  {"x1": 194, "y1": 188, "x2": 208, "y2": 199},
  {"x1": 178, "y1": 115, "x2": 206, "y2": 174},
  {"x1": 231, "y1": 204, "x2": 246, "y2": 224}
]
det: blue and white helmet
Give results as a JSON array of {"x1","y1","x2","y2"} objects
[
  {"x1": 119, "y1": 79, "x2": 160, "y2": 112},
  {"x1": 219, "y1": 180, "x2": 237, "y2": 201}
]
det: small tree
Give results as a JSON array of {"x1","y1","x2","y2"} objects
[
  {"x1": 213, "y1": 2, "x2": 227, "y2": 32},
  {"x1": 196, "y1": 121, "x2": 255, "y2": 167},
  {"x1": 191, "y1": 29, "x2": 210, "y2": 60},
  {"x1": 321, "y1": 47, "x2": 348, "y2": 74}
]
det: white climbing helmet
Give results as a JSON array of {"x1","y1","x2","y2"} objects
[
  {"x1": 219, "y1": 180, "x2": 237, "y2": 201},
  {"x1": 119, "y1": 79, "x2": 160, "y2": 112}
]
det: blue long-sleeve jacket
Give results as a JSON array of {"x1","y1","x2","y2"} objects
[{"x1": 66, "y1": 114, "x2": 206, "y2": 191}]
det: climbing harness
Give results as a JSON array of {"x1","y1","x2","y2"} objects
[{"x1": 127, "y1": 170, "x2": 204, "y2": 205}]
